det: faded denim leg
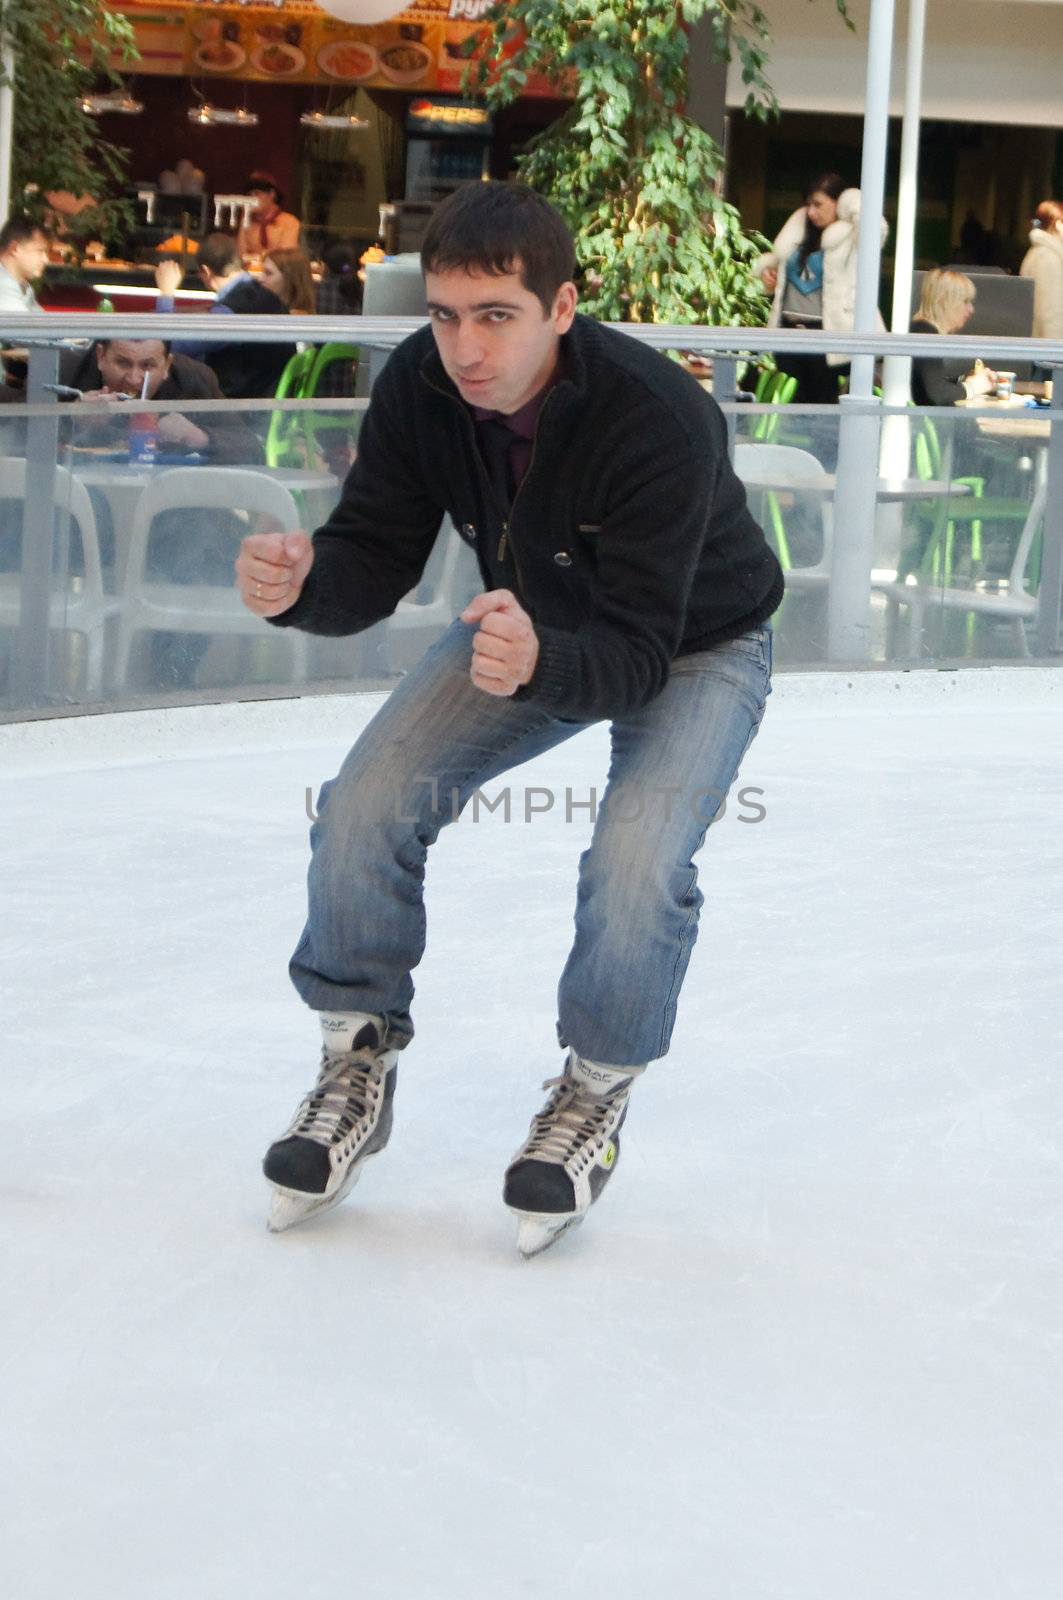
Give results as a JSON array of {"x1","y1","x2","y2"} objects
[
  {"x1": 556, "y1": 627, "x2": 773, "y2": 1066},
  {"x1": 289, "y1": 619, "x2": 587, "y2": 1046}
]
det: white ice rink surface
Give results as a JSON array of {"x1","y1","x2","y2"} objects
[{"x1": 2, "y1": 668, "x2": 1062, "y2": 1600}]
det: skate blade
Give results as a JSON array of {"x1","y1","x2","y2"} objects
[
  {"x1": 514, "y1": 1211, "x2": 584, "y2": 1259},
  {"x1": 266, "y1": 1159, "x2": 366, "y2": 1234}
]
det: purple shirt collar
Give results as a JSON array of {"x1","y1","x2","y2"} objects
[{"x1": 470, "y1": 362, "x2": 562, "y2": 437}]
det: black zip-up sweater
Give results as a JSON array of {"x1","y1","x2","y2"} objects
[{"x1": 271, "y1": 315, "x2": 784, "y2": 721}]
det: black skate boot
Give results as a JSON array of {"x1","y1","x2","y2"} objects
[
  {"x1": 503, "y1": 1050, "x2": 644, "y2": 1257},
  {"x1": 263, "y1": 1012, "x2": 398, "y2": 1233}
]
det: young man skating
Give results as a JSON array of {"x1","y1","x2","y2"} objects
[{"x1": 236, "y1": 182, "x2": 783, "y2": 1255}]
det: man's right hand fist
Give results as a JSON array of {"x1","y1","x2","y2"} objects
[{"x1": 235, "y1": 532, "x2": 314, "y2": 618}]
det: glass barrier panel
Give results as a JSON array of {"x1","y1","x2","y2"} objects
[
  {"x1": 728, "y1": 400, "x2": 1049, "y2": 669},
  {"x1": 0, "y1": 378, "x2": 1055, "y2": 719},
  {"x1": 0, "y1": 394, "x2": 480, "y2": 715}
]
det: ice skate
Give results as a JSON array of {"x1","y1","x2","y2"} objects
[
  {"x1": 263, "y1": 1012, "x2": 398, "y2": 1233},
  {"x1": 503, "y1": 1051, "x2": 642, "y2": 1257}
]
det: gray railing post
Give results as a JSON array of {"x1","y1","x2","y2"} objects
[
  {"x1": 1034, "y1": 366, "x2": 1063, "y2": 656},
  {"x1": 713, "y1": 356, "x2": 738, "y2": 459},
  {"x1": 829, "y1": 393, "x2": 884, "y2": 661},
  {"x1": 10, "y1": 346, "x2": 61, "y2": 705}
]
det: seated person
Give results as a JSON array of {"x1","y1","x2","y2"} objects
[
  {"x1": 0, "y1": 216, "x2": 50, "y2": 393},
  {"x1": 911, "y1": 270, "x2": 998, "y2": 406},
  {"x1": 59, "y1": 338, "x2": 262, "y2": 463},
  {"x1": 260, "y1": 247, "x2": 316, "y2": 315},
  {"x1": 155, "y1": 233, "x2": 294, "y2": 400},
  {"x1": 59, "y1": 339, "x2": 262, "y2": 690},
  {"x1": 0, "y1": 215, "x2": 49, "y2": 316}
]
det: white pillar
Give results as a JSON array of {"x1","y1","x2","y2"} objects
[
  {"x1": 0, "y1": 42, "x2": 14, "y2": 223},
  {"x1": 848, "y1": 0, "x2": 897, "y2": 399},
  {"x1": 883, "y1": 0, "x2": 928, "y2": 411},
  {"x1": 828, "y1": 0, "x2": 897, "y2": 660}
]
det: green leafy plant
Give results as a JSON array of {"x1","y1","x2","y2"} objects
[
  {"x1": 468, "y1": 0, "x2": 849, "y2": 327},
  {"x1": 0, "y1": 0, "x2": 139, "y2": 245}
]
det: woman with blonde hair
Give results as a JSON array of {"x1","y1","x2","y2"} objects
[
  {"x1": 1019, "y1": 199, "x2": 1063, "y2": 340},
  {"x1": 260, "y1": 248, "x2": 317, "y2": 316},
  {"x1": 910, "y1": 268, "x2": 997, "y2": 405}
]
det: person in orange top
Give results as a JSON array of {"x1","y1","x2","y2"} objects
[{"x1": 237, "y1": 171, "x2": 300, "y2": 260}]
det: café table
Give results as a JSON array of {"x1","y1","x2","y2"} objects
[
  {"x1": 735, "y1": 468, "x2": 969, "y2": 502},
  {"x1": 955, "y1": 392, "x2": 1053, "y2": 444},
  {"x1": 735, "y1": 452, "x2": 973, "y2": 653}
]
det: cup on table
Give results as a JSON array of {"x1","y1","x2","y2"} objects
[{"x1": 994, "y1": 371, "x2": 1017, "y2": 401}]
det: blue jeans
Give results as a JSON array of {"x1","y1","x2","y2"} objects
[{"x1": 290, "y1": 619, "x2": 772, "y2": 1066}]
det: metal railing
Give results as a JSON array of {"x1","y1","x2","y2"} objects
[{"x1": 1, "y1": 313, "x2": 1060, "y2": 719}]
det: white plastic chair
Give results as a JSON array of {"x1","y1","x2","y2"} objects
[
  {"x1": 0, "y1": 457, "x2": 119, "y2": 695},
  {"x1": 733, "y1": 442, "x2": 834, "y2": 594},
  {"x1": 112, "y1": 466, "x2": 308, "y2": 689},
  {"x1": 384, "y1": 516, "x2": 475, "y2": 669},
  {"x1": 876, "y1": 476, "x2": 1045, "y2": 659}
]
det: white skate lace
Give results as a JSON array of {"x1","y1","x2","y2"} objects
[
  {"x1": 291, "y1": 1049, "x2": 384, "y2": 1149},
  {"x1": 521, "y1": 1075, "x2": 628, "y2": 1167}
]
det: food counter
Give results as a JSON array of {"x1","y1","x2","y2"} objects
[{"x1": 39, "y1": 263, "x2": 215, "y2": 315}]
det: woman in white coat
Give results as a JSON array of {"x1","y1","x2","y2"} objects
[
  {"x1": 1019, "y1": 199, "x2": 1063, "y2": 341},
  {"x1": 755, "y1": 172, "x2": 887, "y2": 405}
]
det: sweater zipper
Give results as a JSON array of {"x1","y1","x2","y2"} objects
[
  {"x1": 422, "y1": 368, "x2": 558, "y2": 602},
  {"x1": 497, "y1": 389, "x2": 557, "y2": 585}
]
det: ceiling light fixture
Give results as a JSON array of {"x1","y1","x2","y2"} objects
[
  {"x1": 299, "y1": 110, "x2": 369, "y2": 131},
  {"x1": 80, "y1": 90, "x2": 144, "y2": 116},
  {"x1": 187, "y1": 103, "x2": 259, "y2": 127}
]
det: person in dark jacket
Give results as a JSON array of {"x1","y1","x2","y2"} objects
[
  {"x1": 236, "y1": 181, "x2": 784, "y2": 1255},
  {"x1": 911, "y1": 270, "x2": 999, "y2": 407},
  {"x1": 61, "y1": 337, "x2": 263, "y2": 688},
  {"x1": 155, "y1": 234, "x2": 294, "y2": 400},
  {"x1": 59, "y1": 338, "x2": 262, "y2": 462}
]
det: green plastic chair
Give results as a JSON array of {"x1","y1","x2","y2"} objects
[
  {"x1": 903, "y1": 415, "x2": 1029, "y2": 588},
  {"x1": 298, "y1": 342, "x2": 362, "y2": 468},
  {"x1": 305, "y1": 342, "x2": 360, "y2": 397},
  {"x1": 752, "y1": 366, "x2": 776, "y2": 403},
  {"x1": 752, "y1": 371, "x2": 797, "y2": 444},
  {"x1": 751, "y1": 376, "x2": 801, "y2": 555},
  {"x1": 265, "y1": 348, "x2": 317, "y2": 469}
]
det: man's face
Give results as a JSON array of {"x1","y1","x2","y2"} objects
[
  {"x1": 250, "y1": 186, "x2": 276, "y2": 217},
  {"x1": 95, "y1": 340, "x2": 171, "y2": 398},
  {"x1": 424, "y1": 262, "x2": 577, "y2": 416},
  {"x1": 9, "y1": 230, "x2": 49, "y2": 285}
]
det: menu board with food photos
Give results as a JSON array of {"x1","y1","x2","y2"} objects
[{"x1": 110, "y1": 2, "x2": 559, "y2": 97}]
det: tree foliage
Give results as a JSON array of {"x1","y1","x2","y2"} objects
[
  {"x1": 468, "y1": 0, "x2": 850, "y2": 326},
  {"x1": 0, "y1": 0, "x2": 138, "y2": 243}
]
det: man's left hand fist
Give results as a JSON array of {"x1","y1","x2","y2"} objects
[{"x1": 461, "y1": 589, "x2": 539, "y2": 697}]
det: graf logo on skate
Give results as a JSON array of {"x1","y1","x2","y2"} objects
[
  {"x1": 576, "y1": 1063, "x2": 619, "y2": 1086},
  {"x1": 601, "y1": 1143, "x2": 616, "y2": 1168}
]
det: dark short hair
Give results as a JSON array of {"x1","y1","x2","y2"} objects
[
  {"x1": 198, "y1": 232, "x2": 242, "y2": 277},
  {"x1": 0, "y1": 215, "x2": 48, "y2": 254},
  {"x1": 421, "y1": 182, "x2": 576, "y2": 316},
  {"x1": 96, "y1": 338, "x2": 172, "y2": 357},
  {"x1": 247, "y1": 172, "x2": 282, "y2": 204}
]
